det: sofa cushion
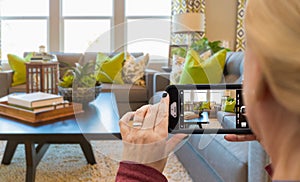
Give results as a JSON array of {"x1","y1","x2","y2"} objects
[
  {"x1": 224, "y1": 52, "x2": 244, "y2": 77},
  {"x1": 185, "y1": 135, "x2": 248, "y2": 181},
  {"x1": 224, "y1": 74, "x2": 241, "y2": 83},
  {"x1": 217, "y1": 111, "x2": 236, "y2": 129},
  {"x1": 7, "y1": 53, "x2": 33, "y2": 86},
  {"x1": 179, "y1": 49, "x2": 227, "y2": 84},
  {"x1": 51, "y1": 52, "x2": 83, "y2": 78},
  {"x1": 122, "y1": 53, "x2": 149, "y2": 86},
  {"x1": 176, "y1": 134, "x2": 249, "y2": 181},
  {"x1": 82, "y1": 52, "x2": 144, "y2": 65},
  {"x1": 101, "y1": 83, "x2": 147, "y2": 102},
  {"x1": 95, "y1": 52, "x2": 124, "y2": 84},
  {"x1": 9, "y1": 83, "x2": 26, "y2": 93}
]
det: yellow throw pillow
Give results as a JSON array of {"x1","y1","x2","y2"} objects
[
  {"x1": 224, "y1": 100, "x2": 236, "y2": 113},
  {"x1": 95, "y1": 52, "x2": 125, "y2": 84},
  {"x1": 179, "y1": 49, "x2": 227, "y2": 84},
  {"x1": 7, "y1": 53, "x2": 33, "y2": 86}
]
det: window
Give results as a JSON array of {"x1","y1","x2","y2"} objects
[
  {"x1": 0, "y1": 0, "x2": 172, "y2": 63},
  {"x1": 126, "y1": 0, "x2": 171, "y2": 16},
  {"x1": 0, "y1": 0, "x2": 48, "y2": 59},
  {"x1": 126, "y1": 0, "x2": 171, "y2": 61},
  {"x1": 62, "y1": 0, "x2": 112, "y2": 53}
]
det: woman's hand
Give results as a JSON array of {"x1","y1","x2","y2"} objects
[
  {"x1": 224, "y1": 134, "x2": 258, "y2": 142},
  {"x1": 119, "y1": 93, "x2": 187, "y2": 172}
]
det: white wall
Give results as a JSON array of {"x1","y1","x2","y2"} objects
[{"x1": 205, "y1": 0, "x2": 238, "y2": 50}]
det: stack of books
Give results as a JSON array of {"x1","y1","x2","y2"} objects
[
  {"x1": 30, "y1": 52, "x2": 56, "y2": 62},
  {"x1": 7, "y1": 92, "x2": 68, "y2": 113}
]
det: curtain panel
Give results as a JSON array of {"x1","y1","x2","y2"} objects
[
  {"x1": 171, "y1": 0, "x2": 206, "y2": 45},
  {"x1": 171, "y1": 0, "x2": 247, "y2": 52},
  {"x1": 235, "y1": 0, "x2": 247, "y2": 51}
]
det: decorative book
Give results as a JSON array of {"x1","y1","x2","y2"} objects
[
  {"x1": 7, "y1": 92, "x2": 63, "y2": 108},
  {"x1": 0, "y1": 101, "x2": 83, "y2": 124}
]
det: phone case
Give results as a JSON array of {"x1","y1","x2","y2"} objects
[{"x1": 166, "y1": 84, "x2": 252, "y2": 134}]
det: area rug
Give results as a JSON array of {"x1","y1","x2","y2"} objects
[{"x1": 0, "y1": 141, "x2": 192, "y2": 182}]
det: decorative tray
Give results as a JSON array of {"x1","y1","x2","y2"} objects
[{"x1": 0, "y1": 101, "x2": 83, "y2": 124}]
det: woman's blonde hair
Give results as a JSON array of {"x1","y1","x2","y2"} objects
[{"x1": 245, "y1": 0, "x2": 300, "y2": 114}]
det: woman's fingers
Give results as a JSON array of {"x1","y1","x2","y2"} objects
[
  {"x1": 142, "y1": 103, "x2": 159, "y2": 129},
  {"x1": 154, "y1": 94, "x2": 169, "y2": 132},
  {"x1": 133, "y1": 105, "x2": 150, "y2": 124},
  {"x1": 166, "y1": 134, "x2": 188, "y2": 154},
  {"x1": 224, "y1": 134, "x2": 257, "y2": 142},
  {"x1": 119, "y1": 111, "x2": 135, "y2": 135}
]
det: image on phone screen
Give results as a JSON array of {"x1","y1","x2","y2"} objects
[{"x1": 167, "y1": 84, "x2": 251, "y2": 134}]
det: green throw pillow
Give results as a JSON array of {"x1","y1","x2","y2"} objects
[
  {"x1": 179, "y1": 49, "x2": 227, "y2": 84},
  {"x1": 200, "y1": 101, "x2": 211, "y2": 110},
  {"x1": 7, "y1": 53, "x2": 33, "y2": 86},
  {"x1": 224, "y1": 100, "x2": 236, "y2": 113},
  {"x1": 95, "y1": 52, "x2": 124, "y2": 84}
]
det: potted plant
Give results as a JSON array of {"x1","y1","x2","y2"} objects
[
  {"x1": 190, "y1": 37, "x2": 231, "y2": 54},
  {"x1": 58, "y1": 62, "x2": 102, "y2": 104}
]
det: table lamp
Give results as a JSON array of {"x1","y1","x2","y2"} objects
[{"x1": 172, "y1": 12, "x2": 205, "y2": 47}]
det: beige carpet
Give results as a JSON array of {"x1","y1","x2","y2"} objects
[{"x1": 0, "y1": 141, "x2": 192, "y2": 182}]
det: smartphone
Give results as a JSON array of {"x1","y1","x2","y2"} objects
[{"x1": 166, "y1": 84, "x2": 252, "y2": 134}]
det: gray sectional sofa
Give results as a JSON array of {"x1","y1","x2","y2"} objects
[
  {"x1": 0, "y1": 52, "x2": 157, "y2": 116},
  {"x1": 153, "y1": 52, "x2": 270, "y2": 182}
]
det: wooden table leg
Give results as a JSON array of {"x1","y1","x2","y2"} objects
[
  {"x1": 198, "y1": 123, "x2": 203, "y2": 129},
  {"x1": 79, "y1": 140, "x2": 96, "y2": 165},
  {"x1": 25, "y1": 142, "x2": 50, "y2": 182},
  {"x1": 2, "y1": 141, "x2": 19, "y2": 165}
]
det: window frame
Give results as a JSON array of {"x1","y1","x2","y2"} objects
[
  {"x1": 0, "y1": 0, "x2": 171, "y2": 62},
  {"x1": 0, "y1": 15, "x2": 49, "y2": 59},
  {"x1": 61, "y1": 16, "x2": 113, "y2": 53}
]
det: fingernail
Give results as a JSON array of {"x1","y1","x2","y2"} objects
[
  {"x1": 183, "y1": 135, "x2": 189, "y2": 140},
  {"x1": 162, "y1": 92, "x2": 167, "y2": 98}
]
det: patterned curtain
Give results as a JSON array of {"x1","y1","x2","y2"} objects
[
  {"x1": 171, "y1": 0, "x2": 206, "y2": 45},
  {"x1": 235, "y1": 0, "x2": 247, "y2": 51},
  {"x1": 0, "y1": 21, "x2": 2, "y2": 60}
]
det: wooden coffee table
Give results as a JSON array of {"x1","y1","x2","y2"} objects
[{"x1": 0, "y1": 93, "x2": 121, "y2": 182}]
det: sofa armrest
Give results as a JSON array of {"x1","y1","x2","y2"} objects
[
  {"x1": 0, "y1": 70, "x2": 13, "y2": 97},
  {"x1": 145, "y1": 69, "x2": 158, "y2": 100},
  {"x1": 248, "y1": 141, "x2": 270, "y2": 182},
  {"x1": 153, "y1": 72, "x2": 170, "y2": 94}
]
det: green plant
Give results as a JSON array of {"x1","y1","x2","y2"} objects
[
  {"x1": 59, "y1": 62, "x2": 100, "y2": 88},
  {"x1": 227, "y1": 96, "x2": 235, "y2": 102},
  {"x1": 171, "y1": 47, "x2": 187, "y2": 58},
  {"x1": 190, "y1": 37, "x2": 231, "y2": 54}
]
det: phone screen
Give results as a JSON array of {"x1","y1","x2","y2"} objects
[{"x1": 167, "y1": 84, "x2": 251, "y2": 134}]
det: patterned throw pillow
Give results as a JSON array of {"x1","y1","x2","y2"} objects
[
  {"x1": 170, "y1": 55, "x2": 185, "y2": 84},
  {"x1": 122, "y1": 53, "x2": 149, "y2": 86}
]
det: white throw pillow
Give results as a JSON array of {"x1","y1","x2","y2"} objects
[
  {"x1": 170, "y1": 55, "x2": 185, "y2": 84},
  {"x1": 122, "y1": 53, "x2": 149, "y2": 86},
  {"x1": 1, "y1": 62, "x2": 12, "y2": 71}
]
